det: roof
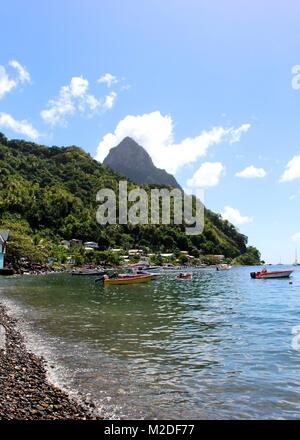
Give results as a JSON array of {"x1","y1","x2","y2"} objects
[{"x1": 0, "y1": 230, "x2": 10, "y2": 242}]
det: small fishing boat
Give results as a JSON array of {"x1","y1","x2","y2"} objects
[
  {"x1": 103, "y1": 274, "x2": 152, "y2": 285},
  {"x1": 136, "y1": 270, "x2": 163, "y2": 278},
  {"x1": 0, "y1": 268, "x2": 15, "y2": 276},
  {"x1": 293, "y1": 250, "x2": 300, "y2": 266},
  {"x1": 162, "y1": 264, "x2": 176, "y2": 271},
  {"x1": 141, "y1": 266, "x2": 161, "y2": 273},
  {"x1": 71, "y1": 269, "x2": 106, "y2": 276},
  {"x1": 176, "y1": 272, "x2": 192, "y2": 279},
  {"x1": 216, "y1": 264, "x2": 232, "y2": 271},
  {"x1": 250, "y1": 268, "x2": 293, "y2": 279}
]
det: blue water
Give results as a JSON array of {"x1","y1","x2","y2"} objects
[{"x1": 0, "y1": 266, "x2": 300, "y2": 419}]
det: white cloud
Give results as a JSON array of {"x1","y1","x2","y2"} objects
[
  {"x1": 98, "y1": 73, "x2": 118, "y2": 87},
  {"x1": 0, "y1": 60, "x2": 30, "y2": 99},
  {"x1": 221, "y1": 206, "x2": 253, "y2": 225},
  {"x1": 41, "y1": 75, "x2": 101, "y2": 126},
  {"x1": 96, "y1": 111, "x2": 250, "y2": 174},
  {"x1": 236, "y1": 165, "x2": 267, "y2": 178},
  {"x1": 227, "y1": 124, "x2": 250, "y2": 144},
  {"x1": 187, "y1": 162, "x2": 225, "y2": 188},
  {"x1": 103, "y1": 91, "x2": 117, "y2": 110},
  {"x1": 280, "y1": 153, "x2": 300, "y2": 182},
  {"x1": 0, "y1": 66, "x2": 16, "y2": 98},
  {"x1": 8, "y1": 60, "x2": 31, "y2": 84},
  {"x1": 41, "y1": 85, "x2": 76, "y2": 126},
  {"x1": 0, "y1": 112, "x2": 40, "y2": 140},
  {"x1": 292, "y1": 232, "x2": 300, "y2": 245},
  {"x1": 69, "y1": 76, "x2": 89, "y2": 97}
]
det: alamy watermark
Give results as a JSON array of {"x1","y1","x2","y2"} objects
[
  {"x1": 96, "y1": 181, "x2": 204, "y2": 235},
  {"x1": 291, "y1": 325, "x2": 300, "y2": 352},
  {"x1": 291, "y1": 65, "x2": 300, "y2": 90}
]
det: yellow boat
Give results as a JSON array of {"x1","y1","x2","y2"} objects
[{"x1": 103, "y1": 274, "x2": 152, "y2": 285}]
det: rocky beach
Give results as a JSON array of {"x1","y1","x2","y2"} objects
[{"x1": 0, "y1": 303, "x2": 100, "y2": 420}]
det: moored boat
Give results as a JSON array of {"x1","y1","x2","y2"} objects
[
  {"x1": 137, "y1": 270, "x2": 163, "y2": 278},
  {"x1": 141, "y1": 266, "x2": 161, "y2": 273},
  {"x1": 71, "y1": 269, "x2": 106, "y2": 276},
  {"x1": 176, "y1": 272, "x2": 192, "y2": 279},
  {"x1": 250, "y1": 268, "x2": 293, "y2": 279},
  {"x1": 216, "y1": 264, "x2": 232, "y2": 271},
  {"x1": 293, "y1": 250, "x2": 300, "y2": 266},
  {"x1": 103, "y1": 274, "x2": 152, "y2": 285},
  {"x1": 0, "y1": 268, "x2": 15, "y2": 276}
]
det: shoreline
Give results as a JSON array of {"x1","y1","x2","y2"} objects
[{"x1": 0, "y1": 303, "x2": 102, "y2": 420}]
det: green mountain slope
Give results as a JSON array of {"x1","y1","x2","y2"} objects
[{"x1": 0, "y1": 132, "x2": 260, "y2": 265}]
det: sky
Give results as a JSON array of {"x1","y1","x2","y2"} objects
[{"x1": 1, "y1": 0, "x2": 300, "y2": 263}]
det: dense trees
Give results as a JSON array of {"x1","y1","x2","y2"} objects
[
  {"x1": 233, "y1": 246, "x2": 261, "y2": 266},
  {"x1": 0, "y1": 133, "x2": 260, "y2": 266}
]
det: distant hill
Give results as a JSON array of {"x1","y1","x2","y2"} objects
[{"x1": 103, "y1": 137, "x2": 181, "y2": 188}]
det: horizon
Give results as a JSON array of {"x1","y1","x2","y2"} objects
[{"x1": 1, "y1": 1, "x2": 300, "y2": 263}]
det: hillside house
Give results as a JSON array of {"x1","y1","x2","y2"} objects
[{"x1": 0, "y1": 230, "x2": 10, "y2": 269}]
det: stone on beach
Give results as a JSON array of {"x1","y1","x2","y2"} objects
[
  {"x1": 0, "y1": 304, "x2": 102, "y2": 420},
  {"x1": 0, "y1": 324, "x2": 6, "y2": 353}
]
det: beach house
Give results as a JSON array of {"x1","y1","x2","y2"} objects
[{"x1": 0, "y1": 230, "x2": 10, "y2": 269}]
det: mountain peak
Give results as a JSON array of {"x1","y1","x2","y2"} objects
[{"x1": 103, "y1": 137, "x2": 181, "y2": 188}]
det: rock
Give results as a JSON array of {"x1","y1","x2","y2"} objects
[
  {"x1": 0, "y1": 324, "x2": 6, "y2": 353},
  {"x1": 104, "y1": 137, "x2": 181, "y2": 188},
  {"x1": 0, "y1": 304, "x2": 101, "y2": 420}
]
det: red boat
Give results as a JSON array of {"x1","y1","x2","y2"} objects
[
  {"x1": 250, "y1": 268, "x2": 293, "y2": 279},
  {"x1": 176, "y1": 273, "x2": 192, "y2": 279}
]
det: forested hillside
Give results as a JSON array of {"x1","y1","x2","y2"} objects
[{"x1": 0, "y1": 132, "x2": 260, "y2": 266}]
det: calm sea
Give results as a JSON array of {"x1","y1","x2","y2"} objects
[{"x1": 1, "y1": 266, "x2": 300, "y2": 419}]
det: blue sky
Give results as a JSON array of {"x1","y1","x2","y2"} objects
[{"x1": 1, "y1": 0, "x2": 300, "y2": 263}]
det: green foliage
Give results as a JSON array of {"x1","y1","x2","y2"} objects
[
  {"x1": 178, "y1": 254, "x2": 189, "y2": 265},
  {"x1": 233, "y1": 246, "x2": 261, "y2": 266},
  {"x1": 87, "y1": 250, "x2": 122, "y2": 266},
  {"x1": 0, "y1": 216, "x2": 48, "y2": 267},
  {"x1": 200, "y1": 255, "x2": 223, "y2": 266}
]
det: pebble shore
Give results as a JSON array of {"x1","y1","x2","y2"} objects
[{"x1": 0, "y1": 303, "x2": 101, "y2": 420}]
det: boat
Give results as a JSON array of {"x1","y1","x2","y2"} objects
[
  {"x1": 0, "y1": 268, "x2": 15, "y2": 276},
  {"x1": 250, "y1": 268, "x2": 293, "y2": 279},
  {"x1": 71, "y1": 269, "x2": 106, "y2": 276},
  {"x1": 103, "y1": 274, "x2": 152, "y2": 285},
  {"x1": 293, "y1": 250, "x2": 300, "y2": 266},
  {"x1": 141, "y1": 266, "x2": 161, "y2": 273},
  {"x1": 216, "y1": 264, "x2": 232, "y2": 271},
  {"x1": 176, "y1": 272, "x2": 192, "y2": 279},
  {"x1": 136, "y1": 270, "x2": 163, "y2": 278},
  {"x1": 162, "y1": 264, "x2": 176, "y2": 271}
]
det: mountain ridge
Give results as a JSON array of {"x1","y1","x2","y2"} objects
[{"x1": 103, "y1": 137, "x2": 181, "y2": 189}]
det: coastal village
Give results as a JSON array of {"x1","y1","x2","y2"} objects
[{"x1": 0, "y1": 228, "x2": 227, "y2": 275}]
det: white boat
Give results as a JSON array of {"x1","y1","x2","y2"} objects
[
  {"x1": 216, "y1": 264, "x2": 232, "y2": 271},
  {"x1": 293, "y1": 250, "x2": 300, "y2": 266},
  {"x1": 250, "y1": 269, "x2": 293, "y2": 279},
  {"x1": 162, "y1": 264, "x2": 176, "y2": 270},
  {"x1": 141, "y1": 266, "x2": 162, "y2": 273}
]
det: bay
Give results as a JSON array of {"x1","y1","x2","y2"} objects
[{"x1": 1, "y1": 266, "x2": 300, "y2": 419}]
